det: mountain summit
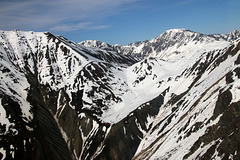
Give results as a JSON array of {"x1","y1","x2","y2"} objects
[
  {"x1": 80, "y1": 29, "x2": 239, "y2": 60},
  {"x1": 0, "y1": 29, "x2": 240, "y2": 159}
]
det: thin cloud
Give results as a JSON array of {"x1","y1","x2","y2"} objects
[
  {"x1": 0, "y1": 0, "x2": 138, "y2": 31},
  {"x1": 50, "y1": 22, "x2": 109, "y2": 32},
  {"x1": 88, "y1": 25, "x2": 109, "y2": 30}
]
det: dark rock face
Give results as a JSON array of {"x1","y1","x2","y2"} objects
[
  {"x1": 0, "y1": 87, "x2": 72, "y2": 160},
  {"x1": 96, "y1": 94, "x2": 164, "y2": 160},
  {"x1": 0, "y1": 29, "x2": 240, "y2": 160},
  {"x1": 183, "y1": 89, "x2": 240, "y2": 160},
  {"x1": 0, "y1": 95, "x2": 35, "y2": 160}
]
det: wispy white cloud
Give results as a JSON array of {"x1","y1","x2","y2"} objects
[
  {"x1": 0, "y1": 0, "x2": 138, "y2": 31},
  {"x1": 50, "y1": 22, "x2": 109, "y2": 32},
  {"x1": 152, "y1": 0, "x2": 198, "y2": 10}
]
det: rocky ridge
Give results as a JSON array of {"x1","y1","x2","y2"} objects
[
  {"x1": 0, "y1": 29, "x2": 240, "y2": 159},
  {"x1": 80, "y1": 29, "x2": 240, "y2": 59}
]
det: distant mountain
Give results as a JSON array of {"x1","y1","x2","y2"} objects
[
  {"x1": 0, "y1": 29, "x2": 240, "y2": 159},
  {"x1": 80, "y1": 29, "x2": 240, "y2": 59},
  {"x1": 222, "y1": 30, "x2": 240, "y2": 41}
]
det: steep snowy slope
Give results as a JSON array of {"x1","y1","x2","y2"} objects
[
  {"x1": 133, "y1": 40, "x2": 240, "y2": 160},
  {"x1": 0, "y1": 30, "x2": 137, "y2": 159},
  {"x1": 95, "y1": 32, "x2": 240, "y2": 160},
  {"x1": 0, "y1": 29, "x2": 240, "y2": 160}
]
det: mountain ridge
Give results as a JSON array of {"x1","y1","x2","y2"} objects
[
  {"x1": 80, "y1": 29, "x2": 240, "y2": 59},
  {"x1": 0, "y1": 29, "x2": 240, "y2": 159}
]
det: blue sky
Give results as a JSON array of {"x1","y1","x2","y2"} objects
[{"x1": 0, "y1": 0, "x2": 240, "y2": 45}]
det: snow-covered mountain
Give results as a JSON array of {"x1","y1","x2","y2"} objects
[
  {"x1": 80, "y1": 29, "x2": 240, "y2": 60},
  {"x1": 0, "y1": 29, "x2": 240, "y2": 160}
]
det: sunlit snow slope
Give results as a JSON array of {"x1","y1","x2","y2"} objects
[{"x1": 0, "y1": 29, "x2": 240, "y2": 160}]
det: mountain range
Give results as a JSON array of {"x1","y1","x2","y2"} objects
[{"x1": 0, "y1": 29, "x2": 240, "y2": 159}]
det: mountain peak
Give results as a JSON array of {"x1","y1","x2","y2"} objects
[
  {"x1": 79, "y1": 40, "x2": 112, "y2": 49},
  {"x1": 227, "y1": 30, "x2": 240, "y2": 41},
  {"x1": 165, "y1": 28, "x2": 189, "y2": 33},
  {"x1": 158, "y1": 28, "x2": 201, "y2": 39},
  {"x1": 0, "y1": 29, "x2": 240, "y2": 160},
  {"x1": 79, "y1": 29, "x2": 239, "y2": 60},
  {"x1": 161, "y1": 28, "x2": 199, "y2": 36}
]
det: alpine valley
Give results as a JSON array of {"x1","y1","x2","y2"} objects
[{"x1": 0, "y1": 29, "x2": 240, "y2": 160}]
